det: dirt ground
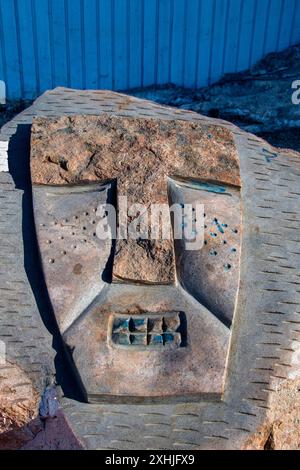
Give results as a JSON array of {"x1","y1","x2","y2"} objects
[
  {"x1": 130, "y1": 44, "x2": 300, "y2": 152},
  {"x1": 1, "y1": 44, "x2": 300, "y2": 152}
]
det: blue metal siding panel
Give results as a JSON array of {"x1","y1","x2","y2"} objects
[
  {"x1": 156, "y1": 0, "x2": 172, "y2": 85},
  {"x1": 210, "y1": 0, "x2": 229, "y2": 84},
  {"x1": 50, "y1": 0, "x2": 68, "y2": 88},
  {"x1": 278, "y1": 0, "x2": 296, "y2": 51},
  {"x1": 223, "y1": 0, "x2": 243, "y2": 74},
  {"x1": 236, "y1": 0, "x2": 256, "y2": 71},
  {"x1": 0, "y1": 2, "x2": 6, "y2": 92},
  {"x1": 170, "y1": 0, "x2": 186, "y2": 85},
  {"x1": 0, "y1": 0, "x2": 21, "y2": 99},
  {"x1": 249, "y1": 0, "x2": 270, "y2": 64},
  {"x1": 128, "y1": 0, "x2": 143, "y2": 89},
  {"x1": 83, "y1": 0, "x2": 98, "y2": 89},
  {"x1": 0, "y1": 0, "x2": 299, "y2": 99},
  {"x1": 114, "y1": 0, "x2": 129, "y2": 90},
  {"x1": 264, "y1": 0, "x2": 284, "y2": 54},
  {"x1": 183, "y1": 0, "x2": 200, "y2": 88},
  {"x1": 16, "y1": 0, "x2": 37, "y2": 99},
  {"x1": 142, "y1": 0, "x2": 157, "y2": 87},
  {"x1": 34, "y1": 0, "x2": 53, "y2": 92},
  {"x1": 66, "y1": 0, "x2": 84, "y2": 89},
  {"x1": 196, "y1": 0, "x2": 214, "y2": 87},
  {"x1": 291, "y1": 0, "x2": 300, "y2": 45},
  {"x1": 98, "y1": 0, "x2": 113, "y2": 89}
]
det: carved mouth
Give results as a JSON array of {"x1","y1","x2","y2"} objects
[{"x1": 108, "y1": 311, "x2": 187, "y2": 350}]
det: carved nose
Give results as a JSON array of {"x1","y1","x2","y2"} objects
[{"x1": 112, "y1": 237, "x2": 175, "y2": 285}]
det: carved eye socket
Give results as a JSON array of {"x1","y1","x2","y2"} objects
[{"x1": 168, "y1": 177, "x2": 241, "y2": 327}]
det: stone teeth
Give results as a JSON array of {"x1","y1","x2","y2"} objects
[{"x1": 111, "y1": 313, "x2": 182, "y2": 349}]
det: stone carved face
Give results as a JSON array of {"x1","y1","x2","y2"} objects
[{"x1": 31, "y1": 115, "x2": 241, "y2": 401}]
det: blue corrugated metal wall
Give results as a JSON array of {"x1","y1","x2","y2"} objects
[{"x1": 0, "y1": 0, "x2": 299, "y2": 100}]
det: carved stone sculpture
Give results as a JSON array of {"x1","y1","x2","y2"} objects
[
  {"x1": 1, "y1": 88, "x2": 299, "y2": 449},
  {"x1": 30, "y1": 114, "x2": 241, "y2": 400}
]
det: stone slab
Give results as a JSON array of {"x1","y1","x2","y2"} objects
[{"x1": 0, "y1": 87, "x2": 299, "y2": 449}]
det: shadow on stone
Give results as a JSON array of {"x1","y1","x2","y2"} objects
[
  {"x1": 101, "y1": 179, "x2": 117, "y2": 283},
  {"x1": 7, "y1": 123, "x2": 87, "y2": 403}
]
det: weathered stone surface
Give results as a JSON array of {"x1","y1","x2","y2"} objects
[
  {"x1": 31, "y1": 115, "x2": 239, "y2": 284},
  {"x1": 30, "y1": 115, "x2": 240, "y2": 188}
]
